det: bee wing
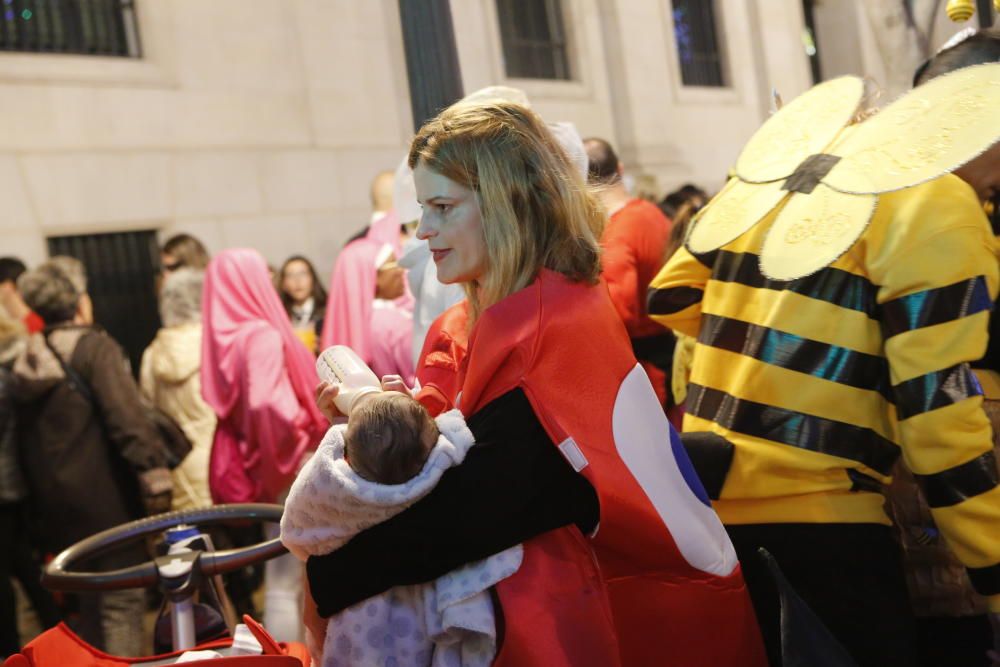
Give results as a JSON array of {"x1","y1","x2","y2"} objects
[
  {"x1": 824, "y1": 62, "x2": 1000, "y2": 195},
  {"x1": 760, "y1": 184, "x2": 876, "y2": 281},
  {"x1": 736, "y1": 76, "x2": 864, "y2": 184},
  {"x1": 686, "y1": 178, "x2": 789, "y2": 254}
]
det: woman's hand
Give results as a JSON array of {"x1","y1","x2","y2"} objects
[
  {"x1": 314, "y1": 381, "x2": 345, "y2": 423},
  {"x1": 381, "y1": 374, "x2": 413, "y2": 396}
]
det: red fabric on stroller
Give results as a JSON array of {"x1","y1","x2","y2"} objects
[{"x1": 3, "y1": 621, "x2": 309, "y2": 667}]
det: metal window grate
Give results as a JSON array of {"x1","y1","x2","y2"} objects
[
  {"x1": 47, "y1": 229, "x2": 162, "y2": 377},
  {"x1": 496, "y1": 0, "x2": 571, "y2": 80},
  {"x1": 1, "y1": 0, "x2": 140, "y2": 57},
  {"x1": 671, "y1": 0, "x2": 725, "y2": 87}
]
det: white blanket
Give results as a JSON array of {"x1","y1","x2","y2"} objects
[{"x1": 281, "y1": 409, "x2": 522, "y2": 667}]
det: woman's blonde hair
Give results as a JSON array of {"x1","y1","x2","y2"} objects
[{"x1": 408, "y1": 101, "x2": 604, "y2": 319}]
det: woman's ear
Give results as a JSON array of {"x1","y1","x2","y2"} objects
[{"x1": 74, "y1": 293, "x2": 94, "y2": 325}]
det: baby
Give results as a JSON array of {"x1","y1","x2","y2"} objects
[
  {"x1": 343, "y1": 391, "x2": 438, "y2": 485},
  {"x1": 281, "y1": 383, "x2": 522, "y2": 667}
]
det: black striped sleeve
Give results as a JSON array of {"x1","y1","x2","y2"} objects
[
  {"x1": 880, "y1": 276, "x2": 992, "y2": 339},
  {"x1": 913, "y1": 450, "x2": 999, "y2": 509},
  {"x1": 891, "y1": 363, "x2": 984, "y2": 420},
  {"x1": 686, "y1": 383, "x2": 899, "y2": 475},
  {"x1": 647, "y1": 286, "x2": 704, "y2": 316}
]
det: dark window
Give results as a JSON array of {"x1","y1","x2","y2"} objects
[
  {"x1": 1, "y1": 0, "x2": 140, "y2": 57},
  {"x1": 496, "y1": 0, "x2": 571, "y2": 80},
  {"x1": 671, "y1": 0, "x2": 725, "y2": 87},
  {"x1": 801, "y1": 0, "x2": 821, "y2": 84},
  {"x1": 48, "y1": 229, "x2": 161, "y2": 377}
]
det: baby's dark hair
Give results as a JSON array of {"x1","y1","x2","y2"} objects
[{"x1": 345, "y1": 393, "x2": 437, "y2": 485}]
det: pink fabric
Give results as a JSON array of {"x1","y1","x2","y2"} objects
[
  {"x1": 320, "y1": 239, "x2": 415, "y2": 383},
  {"x1": 370, "y1": 303, "x2": 415, "y2": 386},
  {"x1": 366, "y1": 211, "x2": 416, "y2": 312},
  {"x1": 320, "y1": 239, "x2": 379, "y2": 361},
  {"x1": 201, "y1": 248, "x2": 327, "y2": 503},
  {"x1": 366, "y1": 209, "x2": 402, "y2": 254}
]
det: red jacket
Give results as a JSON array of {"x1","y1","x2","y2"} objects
[
  {"x1": 601, "y1": 198, "x2": 672, "y2": 340},
  {"x1": 601, "y1": 199, "x2": 674, "y2": 407},
  {"x1": 417, "y1": 270, "x2": 765, "y2": 666}
]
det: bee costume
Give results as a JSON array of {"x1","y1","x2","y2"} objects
[{"x1": 648, "y1": 63, "x2": 1000, "y2": 666}]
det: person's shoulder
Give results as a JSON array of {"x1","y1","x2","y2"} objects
[
  {"x1": 605, "y1": 199, "x2": 670, "y2": 248},
  {"x1": 531, "y1": 271, "x2": 625, "y2": 341},
  {"x1": 239, "y1": 320, "x2": 280, "y2": 340},
  {"x1": 877, "y1": 173, "x2": 987, "y2": 237},
  {"x1": 475, "y1": 277, "x2": 551, "y2": 349},
  {"x1": 474, "y1": 272, "x2": 622, "y2": 356},
  {"x1": 77, "y1": 326, "x2": 122, "y2": 359},
  {"x1": 537, "y1": 270, "x2": 608, "y2": 312},
  {"x1": 859, "y1": 174, "x2": 994, "y2": 280},
  {"x1": 240, "y1": 321, "x2": 284, "y2": 355},
  {"x1": 478, "y1": 279, "x2": 541, "y2": 324},
  {"x1": 614, "y1": 198, "x2": 670, "y2": 227}
]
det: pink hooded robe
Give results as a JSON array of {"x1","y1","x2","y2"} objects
[
  {"x1": 201, "y1": 249, "x2": 328, "y2": 504},
  {"x1": 365, "y1": 209, "x2": 403, "y2": 255},
  {"x1": 320, "y1": 239, "x2": 415, "y2": 385}
]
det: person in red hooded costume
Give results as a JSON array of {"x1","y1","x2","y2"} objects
[{"x1": 306, "y1": 100, "x2": 765, "y2": 666}]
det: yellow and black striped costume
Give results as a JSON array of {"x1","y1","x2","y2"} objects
[{"x1": 649, "y1": 174, "x2": 1000, "y2": 611}]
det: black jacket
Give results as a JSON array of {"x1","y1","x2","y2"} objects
[{"x1": 0, "y1": 364, "x2": 27, "y2": 505}]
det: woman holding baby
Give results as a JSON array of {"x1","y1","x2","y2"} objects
[{"x1": 299, "y1": 101, "x2": 766, "y2": 665}]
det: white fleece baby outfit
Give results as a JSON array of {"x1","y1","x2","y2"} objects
[{"x1": 281, "y1": 409, "x2": 523, "y2": 667}]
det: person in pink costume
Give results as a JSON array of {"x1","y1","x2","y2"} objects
[
  {"x1": 201, "y1": 248, "x2": 328, "y2": 642},
  {"x1": 320, "y1": 239, "x2": 415, "y2": 386},
  {"x1": 365, "y1": 208, "x2": 404, "y2": 254},
  {"x1": 202, "y1": 248, "x2": 328, "y2": 505}
]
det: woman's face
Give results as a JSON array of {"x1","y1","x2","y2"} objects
[
  {"x1": 160, "y1": 252, "x2": 181, "y2": 275},
  {"x1": 413, "y1": 161, "x2": 488, "y2": 285},
  {"x1": 375, "y1": 257, "x2": 406, "y2": 300},
  {"x1": 281, "y1": 259, "x2": 314, "y2": 304}
]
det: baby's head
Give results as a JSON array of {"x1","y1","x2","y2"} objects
[{"x1": 344, "y1": 392, "x2": 439, "y2": 485}]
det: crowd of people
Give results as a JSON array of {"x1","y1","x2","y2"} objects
[{"x1": 0, "y1": 27, "x2": 999, "y2": 667}]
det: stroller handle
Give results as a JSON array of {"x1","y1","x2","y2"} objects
[{"x1": 43, "y1": 504, "x2": 287, "y2": 592}]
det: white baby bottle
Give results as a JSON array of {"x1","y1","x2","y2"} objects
[{"x1": 316, "y1": 345, "x2": 381, "y2": 415}]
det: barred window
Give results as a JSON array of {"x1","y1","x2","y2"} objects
[
  {"x1": 671, "y1": 0, "x2": 725, "y2": 87},
  {"x1": 496, "y1": 0, "x2": 571, "y2": 80},
  {"x1": 48, "y1": 229, "x2": 161, "y2": 375},
  {"x1": 1, "y1": 0, "x2": 140, "y2": 57}
]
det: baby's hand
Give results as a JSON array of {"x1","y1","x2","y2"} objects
[
  {"x1": 314, "y1": 381, "x2": 345, "y2": 423},
  {"x1": 380, "y1": 374, "x2": 413, "y2": 396}
]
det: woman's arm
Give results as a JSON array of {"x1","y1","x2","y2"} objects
[{"x1": 305, "y1": 387, "x2": 598, "y2": 617}]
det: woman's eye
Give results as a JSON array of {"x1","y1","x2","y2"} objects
[{"x1": 437, "y1": 204, "x2": 452, "y2": 214}]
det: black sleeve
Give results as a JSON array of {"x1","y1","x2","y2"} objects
[{"x1": 306, "y1": 387, "x2": 599, "y2": 617}]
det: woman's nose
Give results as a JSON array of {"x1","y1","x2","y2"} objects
[{"x1": 416, "y1": 214, "x2": 436, "y2": 241}]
